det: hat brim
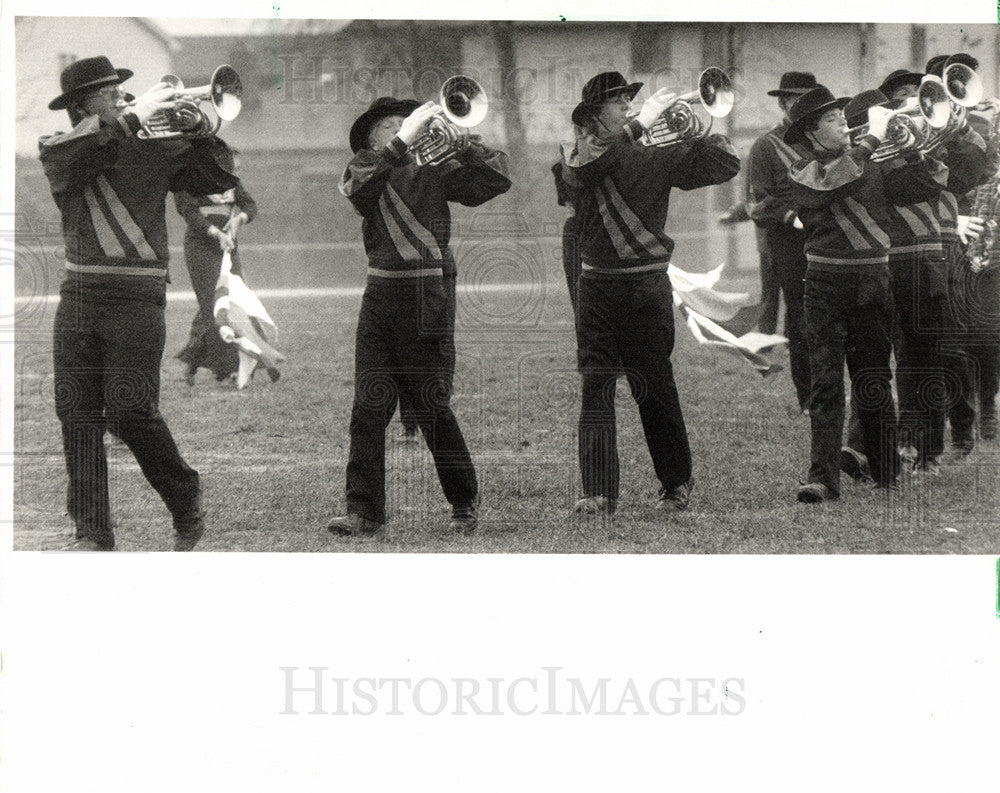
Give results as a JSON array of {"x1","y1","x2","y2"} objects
[
  {"x1": 878, "y1": 73, "x2": 923, "y2": 98},
  {"x1": 766, "y1": 87, "x2": 815, "y2": 97},
  {"x1": 570, "y1": 82, "x2": 643, "y2": 128},
  {"x1": 349, "y1": 99, "x2": 421, "y2": 153},
  {"x1": 614, "y1": 82, "x2": 643, "y2": 102},
  {"x1": 48, "y1": 67, "x2": 133, "y2": 110},
  {"x1": 946, "y1": 53, "x2": 979, "y2": 71},
  {"x1": 783, "y1": 97, "x2": 851, "y2": 145}
]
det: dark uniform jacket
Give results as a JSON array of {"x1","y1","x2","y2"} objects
[
  {"x1": 339, "y1": 135, "x2": 511, "y2": 279},
  {"x1": 747, "y1": 119, "x2": 811, "y2": 228},
  {"x1": 552, "y1": 159, "x2": 578, "y2": 213},
  {"x1": 39, "y1": 112, "x2": 238, "y2": 301},
  {"x1": 562, "y1": 120, "x2": 740, "y2": 270},
  {"x1": 791, "y1": 136, "x2": 948, "y2": 267},
  {"x1": 174, "y1": 182, "x2": 258, "y2": 277},
  {"x1": 928, "y1": 126, "x2": 990, "y2": 240},
  {"x1": 877, "y1": 154, "x2": 950, "y2": 261},
  {"x1": 870, "y1": 128, "x2": 986, "y2": 263},
  {"x1": 174, "y1": 182, "x2": 258, "y2": 236}
]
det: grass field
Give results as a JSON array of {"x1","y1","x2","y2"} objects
[{"x1": 12, "y1": 256, "x2": 1000, "y2": 553}]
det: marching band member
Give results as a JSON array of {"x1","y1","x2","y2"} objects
[
  {"x1": 326, "y1": 96, "x2": 511, "y2": 537},
  {"x1": 562, "y1": 71, "x2": 740, "y2": 517},
  {"x1": 839, "y1": 75, "x2": 918, "y2": 480},
  {"x1": 889, "y1": 69, "x2": 987, "y2": 467},
  {"x1": 40, "y1": 56, "x2": 239, "y2": 550},
  {"x1": 844, "y1": 87, "x2": 982, "y2": 476},
  {"x1": 926, "y1": 53, "x2": 998, "y2": 452},
  {"x1": 786, "y1": 86, "x2": 906, "y2": 502},
  {"x1": 747, "y1": 71, "x2": 818, "y2": 414},
  {"x1": 174, "y1": 146, "x2": 257, "y2": 384}
]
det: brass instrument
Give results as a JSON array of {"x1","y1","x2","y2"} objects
[
  {"x1": 847, "y1": 86, "x2": 950, "y2": 161},
  {"x1": 639, "y1": 67, "x2": 735, "y2": 148},
  {"x1": 134, "y1": 65, "x2": 242, "y2": 139},
  {"x1": 918, "y1": 60, "x2": 983, "y2": 152},
  {"x1": 408, "y1": 76, "x2": 488, "y2": 166}
]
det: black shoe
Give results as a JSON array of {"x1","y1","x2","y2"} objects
[
  {"x1": 796, "y1": 482, "x2": 838, "y2": 503},
  {"x1": 326, "y1": 513, "x2": 385, "y2": 538},
  {"x1": 657, "y1": 477, "x2": 693, "y2": 511},
  {"x1": 572, "y1": 495, "x2": 616, "y2": 515},
  {"x1": 910, "y1": 457, "x2": 941, "y2": 477},
  {"x1": 65, "y1": 535, "x2": 115, "y2": 551},
  {"x1": 173, "y1": 513, "x2": 205, "y2": 551},
  {"x1": 898, "y1": 445, "x2": 919, "y2": 467},
  {"x1": 952, "y1": 433, "x2": 974, "y2": 457},
  {"x1": 448, "y1": 499, "x2": 479, "y2": 534},
  {"x1": 840, "y1": 447, "x2": 871, "y2": 482}
]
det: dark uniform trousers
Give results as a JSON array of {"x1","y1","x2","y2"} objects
[
  {"x1": 345, "y1": 273, "x2": 477, "y2": 524},
  {"x1": 960, "y1": 264, "x2": 1000, "y2": 422},
  {"x1": 576, "y1": 269, "x2": 692, "y2": 501},
  {"x1": 562, "y1": 214, "x2": 583, "y2": 315},
  {"x1": 756, "y1": 235, "x2": 780, "y2": 336},
  {"x1": 804, "y1": 263, "x2": 900, "y2": 493},
  {"x1": 177, "y1": 231, "x2": 240, "y2": 379},
  {"x1": 891, "y1": 247, "x2": 950, "y2": 460},
  {"x1": 765, "y1": 224, "x2": 811, "y2": 410},
  {"x1": 53, "y1": 282, "x2": 201, "y2": 543},
  {"x1": 943, "y1": 240, "x2": 1000, "y2": 441}
]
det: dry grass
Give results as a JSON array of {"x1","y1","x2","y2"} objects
[{"x1": 13, "y1": 267, "x2": 1000, "y2": 553}]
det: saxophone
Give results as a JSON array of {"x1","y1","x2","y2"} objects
[{"x1": 966, "y1": 98, "x2": 1000, "y2": 272}]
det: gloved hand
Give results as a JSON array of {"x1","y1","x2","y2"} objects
[
  {"x1": 957, "y1": 215, "x2": 985, "y2": 244},
  {"x1": 127, "y1": 84, "x2": 176, "y2": 125},
  {"x1": 463, "y1": 133, "x2": 486, "y2": 151},
  {"x1": 218, "y1": 325, "x2": 236, "y2": 343},
  {"x1": 636, "y1": 89, "x2": 677, "y2": 130},
  {"x1": 866, "y1": 105, "x2": 894, "y2": 143},
  {"x1": 223, "y1": 212, "x2": 248, "y2": 239},
  {"x1": 209, "y1": 226, "x2": 235, "y2": 253},
  {"x1": 396, "y1": 102, "x2": 440, "y2": 146}
]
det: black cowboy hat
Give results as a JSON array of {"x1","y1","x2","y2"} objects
[
  {"x1": 767, "y1": 71, "x2": 818, "y2": 97},
  {"x1": 48, "y1": 56, "x2": 133, "y2": 110},
  {"x1": 783, "y1": 85, "x2": 851, "y2": 145},
  {"x1": 844, "y1": 89, "x2": 891, "y2": 130},
  {"x1": 878, "y1": 69, "x2": 923, "y2": 100},
  {"x1": 349, "y1": 96, "x2": 421, "y2": 153},
  {"x1": 571, "y1": 71, "x2": 643, "y2": 127},
  {"x1": 926, "y1": 52, "x2": 979, "y2": 78}
]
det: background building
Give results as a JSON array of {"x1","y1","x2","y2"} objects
[{"x1": 15, "y1": 17, "x2": 1000, "y2": 291}]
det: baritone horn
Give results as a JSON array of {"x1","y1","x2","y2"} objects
[
  {"x1": 135, "y1": 64, "x2": 243, "y2": 139},
  {"x1": 918, "y1": 60, "x2": 984, "y2": 152},
  {"x1": 847, "y1": 84, "x2": 951, "y2": 162},
  {"x1": 409, "y1": 75, "x2": 488, "y2": 166},
  {"x1": 640, "y1": 67, "x2": 735, "y2": 148}
]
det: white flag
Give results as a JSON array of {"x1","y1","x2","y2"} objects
[
  {"x1": 668, "y1": 262, "x2": 788, "y2": 377},
  {"x1": 213, "y1": 251, "x2": 285, "y2": 389}
]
